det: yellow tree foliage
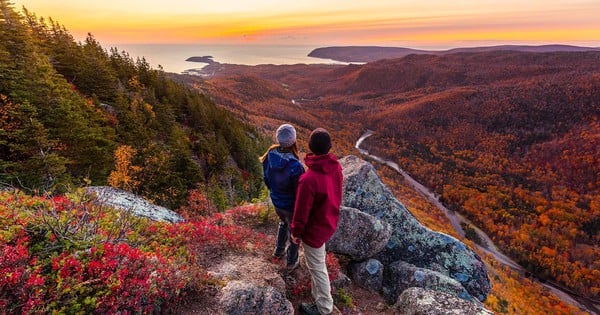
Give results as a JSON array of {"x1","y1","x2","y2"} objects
[{"x1": 108, "y1": 145, "x2": 141, "y2": 191}]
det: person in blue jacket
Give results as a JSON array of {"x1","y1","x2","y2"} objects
[{"x1": 260, "y1": 124, "x2": 305, "y2": 270}]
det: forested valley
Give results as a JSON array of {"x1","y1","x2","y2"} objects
[{"x1": 190, "y1": 51, "x2": 600, "y2": 301}]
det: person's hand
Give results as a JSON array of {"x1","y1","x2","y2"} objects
[{"x1": 291, "y1": 235, "x2": 301, "y2": 244}]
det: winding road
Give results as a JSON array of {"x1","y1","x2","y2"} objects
[{"x1": 355, "y1": 130, "x2": 599, "y2": 315}]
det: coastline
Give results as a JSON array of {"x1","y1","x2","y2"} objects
[{"x1": 112, "y1": 44, "x2": 348, "y2": 74}]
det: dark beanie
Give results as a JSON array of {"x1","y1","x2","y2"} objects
[{"x1": 309, "y1": 128, "x2": 332, "y2": 155}]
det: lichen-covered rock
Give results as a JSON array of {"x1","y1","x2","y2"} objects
[
  {"x1": 327, "y1": 206, "x2": 391, "y2": 261},
  {"x1": 350, "y1": 258, "x2": 384, "y2": 292},
  {"x1": 331, "y1": 271, "x2": 352, "y2": 292},
  {"x1": 86, "y1": 186, "x2": 184, "y2": 223},
  {"x1": 219, "y1": 281, "x2": 293, "y2": 315},
  {"x1": 383, "y1": 261, "x2": 472, "y2": 304},
  {"x1": 340, "y1": 156, "x2": 490, "y2": 301},
  {"x1": 395, "y1": 287, "x2": 493, "y2": 315}
]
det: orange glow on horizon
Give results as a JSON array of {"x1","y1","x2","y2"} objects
[{"x1": 10, "y1": 0, "x2": 600, "y2": 48}]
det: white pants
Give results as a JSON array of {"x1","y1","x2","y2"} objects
[{"x1": 303, "y1": 243, "x2": 333, "y2": 314}]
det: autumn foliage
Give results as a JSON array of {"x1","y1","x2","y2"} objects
[
  {"x1": 108, "y1": 145, "x2": 142, "y2": 192},
  {"x1": 0, "y1": 1, "x2": 267, "y2": 210},
  {"x1": 194, "y1": 51, "x2": 600, "y2": 301},
  {"x1": 0, "y1": 189, "x2": 272, "y2": 314}
]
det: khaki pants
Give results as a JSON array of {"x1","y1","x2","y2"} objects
[{"x1": 303, "y1": 243, "x2": 333, "y2": 314}]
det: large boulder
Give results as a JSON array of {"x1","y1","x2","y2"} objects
[
  {"x1": 383, "y1": 261, "x2": 472, "y2": 304},
  {"x1": 395, "y1": 287, "x2": 493, "y2": 315},
  {"x1": 206, "y1": 254, "x2": 290, "y2": 314},
  {"x1": 327, "y1": 206, "x2": 391, "y2": 261},
  {"x1": 86, "y1": 186, "x2": 184, "y2": 223},
  {"x1": 340, "y1": 156, "x2": 490, "y2": 301},
  {"x1": 219, "y1": 281, "x2": 293, "y2": 315},
  {"x1": 350, "y1": 258, "x2": 384, "y2": 292}
]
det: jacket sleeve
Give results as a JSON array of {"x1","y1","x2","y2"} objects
[
  {"x1": 291, "y1": 175, "x2": 314, "y2": 238},
  {"x1": 262, "y1": 158, "x2": 270, "y2": 190}
]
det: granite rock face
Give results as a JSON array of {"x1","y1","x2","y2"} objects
[
  {"x1": 340, "y1": 156, "x2": 491, "y2": 301},
  {"x1": 219, "y1": 281, "x2": 293, "y2": 315},
  {"x1": 327, "y1": 206, "x2": 391, "y2": 261},
  {"x1": 86, "y1": 186, "x2": 184, "y2": 223},
  {"x1": 383, "y1": 261, "x2": 472, "y2": 304},
  {"x1": 395, "y1": 287, "x2": 493, "y2": 315},
  {"x1": 350, "y1": 258, "x2": 384, "y2": 293}
]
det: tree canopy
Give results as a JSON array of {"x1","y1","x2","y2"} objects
[{"x1": 0, "y1": 0, "x2": 267, "y2": 208}]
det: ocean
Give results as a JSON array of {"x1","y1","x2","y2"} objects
[{"x1": 112, "y1": 44, "x2": 345, "y2": 74}]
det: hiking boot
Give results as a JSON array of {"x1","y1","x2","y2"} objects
[
  {"x1": 285, "y1": 259, "x2": 300, "y2": 272},
  {"x1": 273, "y1": 247, "x2": 285, "y2": 259},
  {"x1": 300, "y1": 302, "x2": 331, "y2": 315}
]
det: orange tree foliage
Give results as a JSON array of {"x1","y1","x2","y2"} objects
[
  {"x1": 377, "y1": 167, "x2": 588, "y2": 314},
  {"x1": 361, "y1": 76, "x2": 600, "y2": 298},
  {"x1": 483, "y1": 254, "x2": 588, "y2": 315},
  {"x1": 107, "y1": 145, "x2": 142, "y2": 192}
]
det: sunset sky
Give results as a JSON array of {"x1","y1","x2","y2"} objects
[{"x1": 10, "y1": 0, "x2": 600, "y2": 48}]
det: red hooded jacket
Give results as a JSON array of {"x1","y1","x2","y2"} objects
[{"x1": 291, "y1": 153, "x2": 343, "y2": 248}]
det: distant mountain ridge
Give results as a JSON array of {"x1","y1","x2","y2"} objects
[{"x1": 308, "y1": 44, "x2": 600, "y2": 62}]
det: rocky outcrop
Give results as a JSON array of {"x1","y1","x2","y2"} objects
[
  {"x1": 219, "y1": 281, "x2": 293, "y2": 315},
  {"x1": 339, "y1": 155, "x2": 490, "y2": 301},
  {"x1": 207, "y1": 254, "x2": 291, "y2": 314},
  {"x1": 395, "y1": 287, "x2": 493, "y2": 315},
  {"x1": 327, "y1": 206, "x2": 391, "y2": 261},
  {"x1": 383, "y1": 261, "x2": 472, "y2": 304},
  {"x1": 350, "y1": 259, "x2": 384, "y2": 292},
  {"x1": 86, "y1": 186, "x2": 184, "y2": 223},
  {"x1": 207, "y1": 254, "x2": 286, "y2": 294}
]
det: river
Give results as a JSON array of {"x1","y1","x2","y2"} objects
[{"x1": 355, "y1": 130, "x2": 599, "y2": 315}]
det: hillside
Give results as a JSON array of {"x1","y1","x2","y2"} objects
[
  {"x1": 351, "y1": 53, "x2": 600, "y2": 301},
  {"x1": 308, "y1": 46, "x2": 431, "y2": 62},
  {"x1": 183, "y1": 50, "x2": 600, "y2": 308},
  {"x1": 0, "y1": 1, "x2": 266, "y2": 210},
  {"x1": 308, "y1": 45, "x2": 600, "y2": 62},
  {"x1": 4, "y1": 156, "x2": 588, "y2": 314}
]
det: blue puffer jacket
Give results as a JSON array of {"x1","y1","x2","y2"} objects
[{"x1": 263, "y1": 148, "x2": 305, "y2": 211}]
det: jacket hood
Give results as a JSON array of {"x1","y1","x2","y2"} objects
[
  {"x1": 305, "y1": 153, "x2": 339, "y2": 173},
  {"x1": 267, "y1": 149, "x2": 297, "y2": 170}
]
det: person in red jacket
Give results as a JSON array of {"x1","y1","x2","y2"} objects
[{"x1": 291, "y1": 128, "x2": 342, "y2": 315}]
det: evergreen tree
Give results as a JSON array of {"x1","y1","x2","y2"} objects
[
  {"x1": 1, "y1": 1, "x2": 266, "y2": 208},
  {"x1": 1, "y1": 1, "x2": 116, "y2": 187},
  {"x1": 0, "y1": 95, "x2": 69, "y2": 190},
  {"x1": 76, "y1": 34, "x2": 119, "y2": 101}
]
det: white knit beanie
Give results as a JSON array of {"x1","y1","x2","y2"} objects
[{"x1": 276, "y1": 124, "x2": 297, "y2": 148}]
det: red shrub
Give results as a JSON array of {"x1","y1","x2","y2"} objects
[
  {"x1": 47, "y1": 242, "x2": 188, "y2": 314},
  {"x1": 325, "y1": 252, "x2": 341, "y2": 281},
  {"x1": 0, "y1": 244, "x2": 45, "y2": 314},
  {"x1": 178, "y1": 188, "x2": 217, "y2": 220}
]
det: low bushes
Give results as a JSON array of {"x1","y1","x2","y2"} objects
[{"x1": 0, "y1": 189, "x2": 270, "y2": 314}]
